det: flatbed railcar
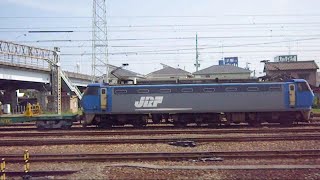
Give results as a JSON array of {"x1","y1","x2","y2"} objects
[
  {"x1": 0, "y1": 114, "x2": 78, "y2": 129},
  {"x1": 81, "y1": 79, "x2": 314, "y2": 128}
]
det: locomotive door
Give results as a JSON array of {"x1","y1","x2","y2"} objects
[
  {"x1": 100, "y1": 88, "x2": 107, "y2": 110},
  {"x1": 289, "y1": 84, "x2": 296, "y2": 107}
]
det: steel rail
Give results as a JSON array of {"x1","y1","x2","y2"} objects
[
  {"x1": 0, "y1": 122, "x2": 319, "y2": 131},
  {"x1": 1, "y1": 150, "x2": 319, "y2": 162},
  {"x1": 1, "y1": 128, "x2": 320, "y2": 137},
  {"x1": 4, "y1": 170, "x2": 78, "y2": 177},
  {"x1": 0, "y1": 134, "x2": 319, "y2": 146}
]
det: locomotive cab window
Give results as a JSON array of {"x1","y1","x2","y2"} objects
[
  {"x1": 297, "y1": 82, "x2": 310, "y2": 92},
  {"x1": 290, "y1": 85, "x2": 295, "y2": 91},
  {"x1": 101, "y1": 89, "x2": 106, "y2": 94},
  {"x1": 83, "y1": 87, "x2": 99, "y2": 95}
]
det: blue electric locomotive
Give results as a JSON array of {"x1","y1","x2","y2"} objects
[{"x1": 81, "y1": 79, "x2": 314, "y2": 128}]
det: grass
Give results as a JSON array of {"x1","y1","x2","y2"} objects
[{"x1": 312, "y1": 108, "x2": 320, "y2": 114}]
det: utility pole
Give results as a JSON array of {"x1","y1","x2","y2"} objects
[
  {"x1": 194, "y1": 33, "x2": 200, "y2": 72},
  {"x1": 245, "y1": 62, "x2": 251, "y2": 70},
  {"x1": 52, "y1": 47, "x2": 61, "y2": 115},
  {"x1": 92, "y1": 0, "x2": 109, "y2": 83}
]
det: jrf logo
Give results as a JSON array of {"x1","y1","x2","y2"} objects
[{"x1": 135, "y1": 96, "x2": 163, "y2": 108}]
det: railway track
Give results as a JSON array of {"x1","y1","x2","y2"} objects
[
  {"x1": 0, "y1": 120, "x2": 320, "y2": 131},
  {"x1": 1, "y1": 122, "x2": 320, "y2": 132},
  {"x1": 1, "y1": 134, "x2": 319, "y2": 146},
  {"x1": 3, "y1": 170, "x2": 78, "y2": 177},
  {"x1": 1, "y1": 127, "x2": 320, "y2": 137},
  {"x1": 1, "y1": 149, "x2": 319, "y2": 162}
]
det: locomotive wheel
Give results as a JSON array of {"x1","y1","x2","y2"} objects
[
  {"x1": 98, "y1": 122, "x2": 112, "y2": 129},
  {"x1": 208, "y1": 123, "x2": 220, "y2": 128},
  {"x1": 152, "y1": 114, "x2": 162, "y2": 124},
  {"x1": 36, "y1": 120, "x2": 72, "y2": 130},
  {"x1": 247, "y1": 120, "x2": 261, "y2": 127},
  {"x1": 173, "y1": 116, "x2": 187, "y2": 128},
  {"x1": 280, "y1": 119, "x2": 293, "y2": 127},
  {"x1": 173, "y1": 122, "x2": 186, "y2": 128},
  {"x1": 61, "y1": 123, "x2": 72, "y2": 130},
  {"x1": 246, "y1": 113, "x2": 261, "y2": 127},
  {"x1": 133, "y1": 116, "x2": 147, "y2": 128},
  {"x1": 195, "y1": 117, "x2": 203, "y2": 127},
  {"x1": 133, "y1": 121, "x2": 146, "y2": 128}
]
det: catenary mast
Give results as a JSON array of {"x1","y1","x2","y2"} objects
[{"x1": 92, "y1": 0, "x2": 109, "y2": 82}]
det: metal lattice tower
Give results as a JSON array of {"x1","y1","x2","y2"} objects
[{"x1": 92, "y1": 0, "x2": 109, "y2": 82}]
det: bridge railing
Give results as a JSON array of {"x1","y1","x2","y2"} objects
[
  {"x1": 11, "y1": 105, "x2": 26, "y2": 114},
  {"x1": 60, "y1": 70, "x2": 83, "y2": 100},
  {"x1": 0, "y1": 40, "x2": 51, "y2": 69}
]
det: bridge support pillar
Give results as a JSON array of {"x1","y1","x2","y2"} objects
[
  {"x1": 37, "y1": 91, "x2": 48, "y2": 112},
  {"x1": 10, "y1": 90, "x2": 18, "y2": 111},
  {"x1": 3, "y1": 89, "x2": 18, "y2": 113}
]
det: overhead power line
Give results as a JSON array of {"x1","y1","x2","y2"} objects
[
  {"x1": 13, "y1": 34, "x2": 320, "y2": 43},
  {"x1": 56, "y1": 37, "x2": 320, "y2": 56},
  {"x1": 35, "y1": 44, "x2": 320, "y2": 49},
  {"x1": 2, "y1": 14, "x2": 320, "y2": 18},
  {"x1": 4, "y1": 27, "x2": 320, "y2": 33},
  {"x1": 3, "y1": 22, "x2": 320, "y2": 29},
  {"x1": 11, "y1": 37, "x2": 320, "y2": 55},
  {"x1": 4, "y1": 25, "x2": 320, "y2": 30},
  {"x1": 28, "y1": 31, "x2": 74, "y2": 33},
  {"x1": 60, "y1": 49, "x2": 320, "y2": 56}
]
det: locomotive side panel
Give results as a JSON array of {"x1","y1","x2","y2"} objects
[{"x1": 110, "y1": 84, "x2": 287, "y2": 114}]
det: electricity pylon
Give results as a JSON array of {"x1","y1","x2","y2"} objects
[{"x1": 92, "y1": 0, "x2": 109, "y2": 82}]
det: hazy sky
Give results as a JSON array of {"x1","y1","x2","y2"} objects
[{"x1": 1, "y1": 0, "x2": 320, "y2": 76}]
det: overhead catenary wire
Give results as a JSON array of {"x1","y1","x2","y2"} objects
[
  {"x1": 4, "y1": 22, "x2": 320, "y2": 29},
  {"x1": 12, "y1": 34, "x2": 320, "y2": 43},
  {"x1": 14, "y1": 37, "x2": 320, "y2": 52},
  {"x1": 1, "y1": 14, "x2": 320, "y2": 75},
  {"x1": 2, "y1": 14, "x2": 320, "y2": 18},
  {"x1": 4, "y1": 27, "x2": 320, "y2": 33},
  {"x1": 60, "y1": 49, "x2": 320, "y2": 56}
]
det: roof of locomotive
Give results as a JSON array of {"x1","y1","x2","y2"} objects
[{"x1": 86, "y1": 79, "x2": 307, "y2": 88}]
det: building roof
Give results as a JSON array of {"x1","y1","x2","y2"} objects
[
  {"x1": 264, "y1": 61, "x2": 319, "y2": 71},
  {"x1": 193, "y1": 65, "x2": 251, "y2": 75},
  {"x1": 146, "y1": 65, "x2": 192, "y2": 77},
  {"x1": 108, "y1": 64, "x2": 143, "y2": 78}
]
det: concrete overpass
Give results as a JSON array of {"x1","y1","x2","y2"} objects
[
  {"x1": 0, "y1": 61, "x2": 91, "y2": 88},
  {"x1": 0, "y1": 40, "x2": 92, "y2": 113},
  {"x1": 0, "y1": 60, "x2": 91, "y2": 91},
  {"x1": 0, "y1": 60, "x2": 92, "y2": 112}
]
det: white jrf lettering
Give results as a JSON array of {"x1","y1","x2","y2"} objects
[{"x1": 135, "y1": 96, "x2": 163, "y2": 108}]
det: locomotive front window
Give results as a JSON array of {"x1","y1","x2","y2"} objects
[
  {"x1": 83, "y1": 87, "x2": 99, "y2": 95},
  {"x1": 297, "y1": 82, "x2": 310, "y2": 92}
]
